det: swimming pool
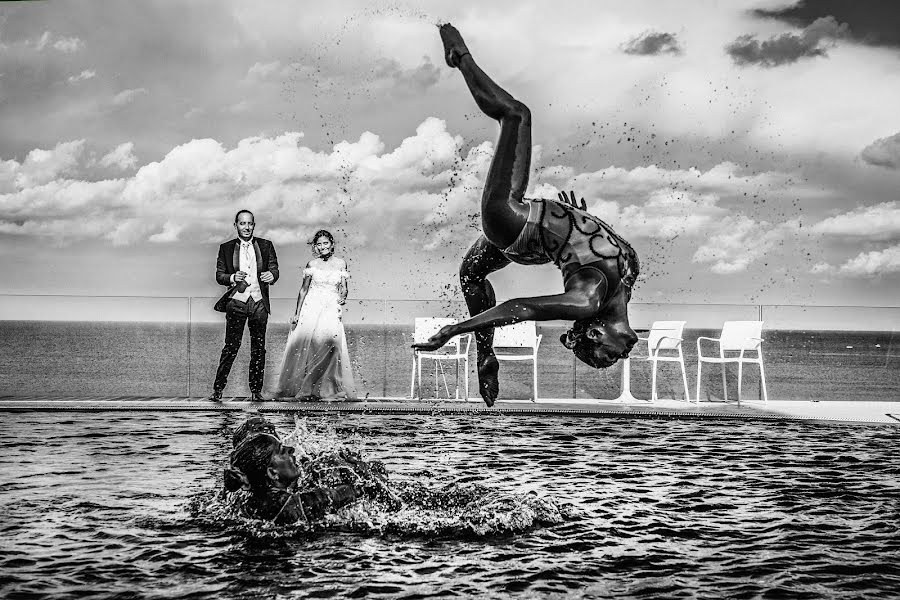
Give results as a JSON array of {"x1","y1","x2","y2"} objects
[{"x1": 2, "y1": 412, "x2": 898, "y2": 598}]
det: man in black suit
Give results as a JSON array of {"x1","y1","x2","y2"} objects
[{"x1": 208, "y1": 210, "x2": 279, "y2": 402}]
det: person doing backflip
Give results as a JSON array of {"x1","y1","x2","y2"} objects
[{"x1": 413, "y1": 25, "x2": 640, "y2": 406}]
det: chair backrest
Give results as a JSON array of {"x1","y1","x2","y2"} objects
[
  {"x1": 646, "y1": 320, "x2": 686, "y2": 351},
  {"x1": 720, "y1": 321, "x2": 763, "y2": 351},
  {"x1": 414, "y1": 318, "x2": 460, "y2": 350},
  {"x1": 492, "y1": 321, "x2": 538, "y2": 349}
]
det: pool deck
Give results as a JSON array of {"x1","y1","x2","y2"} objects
[{"x1": 0, "y1": 396, "x2": 898, "y2": 426}]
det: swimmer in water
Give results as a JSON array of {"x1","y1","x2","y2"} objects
[
  {"x1": 412, "y1": 25, "x2": 641, "y2": 406},
  {"x1": 223, "y1": 417, "x2": 397, "y2": 524}
]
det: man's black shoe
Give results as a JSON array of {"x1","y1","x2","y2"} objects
[
  {"x1": 207, "y1": 390, "x2": 223, "y2": 402},
  {"x1": 250, "y1": 391, "x2": 265, "y2": 403}
]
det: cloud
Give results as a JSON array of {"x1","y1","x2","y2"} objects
[
  {"x1": 860, "y1": 132, "x2": 900, "y2": 169},
  {"x1": 621, "y1": 31, "x2": 683, "y2": 56},
  {"x1": 0, "y1": 118, "x2": 817, "y2": 262},
  {"x1": 111, "y1": 88, "x2": 148, "y2": 107},
  {"x1": 0, "y1": 140, "x2": 86, "y2": 191},
  {"x1": 811, "y1": 202, "x2": 900, "y2": 241},
  {"x1": 224, "y1": 100, "x2": 251, "y2": 114},
  {"x1": 99, "y1": 142, "x2": 137, "y2": 170},
  {"x1": 67, "y1": 69, "x2": 96, "y2": 84},
  {"x1": 370, "y1": 56, "x2": 441, "y2": 93},
  {"x1": 692, "y1": 216, "x2": 798, "y2": 274},
  {"x1": 34, "y1": 31, "x2": 84, "y2": 53},
  {"x1": 813, "y1": 244, "x2": 900, "y2": 277},
  {"x1": 726, "y1": 16, "x2": 849, "y2": 67},
  {"x1": 754, "y1": 0, "x2": 900, "y2": 49},
  {"x1": 242, "y1": 60, "x2": 295, "y2": 84}
]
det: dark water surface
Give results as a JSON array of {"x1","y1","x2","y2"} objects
[{"x1": 1, "y1": 412, "x2": 898, "y2": 599}]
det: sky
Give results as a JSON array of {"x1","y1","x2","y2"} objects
[{"x1": 1, "y1": 0, "x2": 899, "y2": 325}]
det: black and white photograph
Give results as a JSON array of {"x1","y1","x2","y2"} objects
[{"x1": 1, "y1": 0, "x2": 898, "y2": 598}]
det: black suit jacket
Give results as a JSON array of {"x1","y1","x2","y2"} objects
[{"x1": 214, "y1": 237, "x2": 279, "y2": 313}]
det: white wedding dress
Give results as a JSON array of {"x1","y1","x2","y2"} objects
[{"x1": 275, "y1": 261, "x2": 357, "y2": 400}]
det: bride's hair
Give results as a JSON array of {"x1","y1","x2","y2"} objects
[{"x1": 308, "y1": 229, "x2": 335, "y2": 257}]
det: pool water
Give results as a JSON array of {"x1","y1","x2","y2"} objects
[{"x1": 1, "y1": 412, "x2": 898, "y2": 599}]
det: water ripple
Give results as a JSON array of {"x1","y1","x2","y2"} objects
[{"x1": 1, "y1": 413, "x2": 898, "y2": 598}]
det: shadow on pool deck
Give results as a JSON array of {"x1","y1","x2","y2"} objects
[{"x1": 0, "y1": 396, "x2": 898, "y2": 425}]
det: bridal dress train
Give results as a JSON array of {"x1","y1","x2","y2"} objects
[{"x1": 275, "y1": 265, "x2": 357, "y2": 400}]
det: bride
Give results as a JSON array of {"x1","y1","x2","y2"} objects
[{"x1": 274, "y1": 230, "x2": 357, "y2": 400}]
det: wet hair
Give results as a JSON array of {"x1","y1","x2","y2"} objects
[
  {"x1": 308, "y1": 229, "x2": 335, "y2": 257},
  {"x1": 234, "y1": 209, "x2": 255, "y2": 224},
  {"x1": 228, "y1": 433, "x2": 280, "y2": 490},
  {"x1": 231, "y1": 417, "x2": 276, "y2": 449}
]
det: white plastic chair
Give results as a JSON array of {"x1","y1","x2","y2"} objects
[
  {"x1": 410, "y1": 318, "x2": 472, "y2": 400},
  {"x1": 695, "y1": 320, "x2": 768, "y2": 404},
  {"x1": 635, "y1": 321, "x2": 690, "y2": 402},
  {"x1": 492, "y1": 321, "x2": 543, "y2": 401}
]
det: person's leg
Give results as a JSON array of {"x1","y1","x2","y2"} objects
[
  {"x1": 214, "y1": 300, "x2": 248, "y2": 393},
  {"x1": 440, "y1": 24, "x2": 530, "y2": 249},
  {"x1": 459, "y1": 235, "x2": 511, "y2": 405},
  {"x1": 247, "y1": 298, "x2": 269, "y2": 395}
]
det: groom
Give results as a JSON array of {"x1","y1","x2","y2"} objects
[{"x1": 208, "y1": 209, "x2": 279, "y2": 402}]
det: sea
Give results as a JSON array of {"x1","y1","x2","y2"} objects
[{"x1": 0, "y1": 321, "x2": 896, "y2": 401}]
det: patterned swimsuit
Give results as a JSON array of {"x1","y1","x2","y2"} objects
[{"x1": 501, "y1": 198, "x2": 639, "y2": 291}]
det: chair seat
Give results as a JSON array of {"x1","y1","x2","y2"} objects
[{"x1": 698, "y1": 355, "x2": 763, "y2": 364}]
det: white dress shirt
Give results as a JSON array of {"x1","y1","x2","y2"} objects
[{"x1": 231, "y1": 238, "x2": 263, "y2": 303}]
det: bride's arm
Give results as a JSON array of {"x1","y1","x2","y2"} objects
[
  {"x1": 292, "y1": 264, "x2": 313, "y2": 323},
  {"x1": 338, "y1": 258, "x2": 349, "y2": 305}
]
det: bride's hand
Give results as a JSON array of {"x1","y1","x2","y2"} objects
[{"x1": 290, "y1": 315, "x2": 299, "y2": 330}]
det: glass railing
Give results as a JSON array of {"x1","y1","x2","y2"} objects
[{"x1": 0, "y1": 295, "x2": 896, "y2": 402}]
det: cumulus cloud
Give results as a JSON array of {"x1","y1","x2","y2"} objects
[
  {"x1": 811, "y1": 202, "x2": 900, "y2": 241},
  {"x1": 0, "y1": 140, "x2": 86, "y2": 191},
  {"x1": 111, "y1": 88, "x2": 148, "y2": 107},
  {"x1": 35, "y1": 31, "x2": 84, "y2": 53},
  {"x1": 370, "y1": 56, "x2": 441, "y2": 93},
  {"x1": 812, "y1": 244, "x2": 900, "y2": 277},
  {"x1": 0, "y1": 119, "x2": 817, "y2": 264},
  {"x1": 860, "y1": 132, "x2": 900, "y2": 169},
  {"x1": 621, "y1": 31, "x2": 683, "y2": 56},
  {"x1": 726, "y1": 16, "x2": 849, "y2": 67},
  {"x1": 67, "y1": 69, "x2": 96, "y2": 84},
  {"x1": 98, "y1": 142, "x2": 137, "y2": 170},
  {"x1": 242, "y1": 60, "x2": 302, "y2": 83},
  {"x1": 692, "y1": 216, "x2": 798, "y2": 274}
]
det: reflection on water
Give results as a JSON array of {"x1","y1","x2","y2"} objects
[{"x1": 1, "y1": 412, "x2": 898, "y2": 598}]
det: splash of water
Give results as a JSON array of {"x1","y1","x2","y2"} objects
[{"x1": 190, "y1": 417, "x2": 572, "y2": 539}]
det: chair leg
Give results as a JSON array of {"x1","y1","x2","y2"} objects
[
  {"x1": 679, "y1": 350, "x2": 690, "y2": 403},
  {"x1": 438, "y1": 361, "x2": 451, "y2": 398},
  {"x1": 650, "y1": 359, "x2": 658, "y2": 402},
  {"x1": 696, "y1": 361, "x2": 703, "y2": 403},
  {"x1": 532, "y1": 357, "x2": 538, "y2": 402},
  {"x1": 721, "y1": 363, "x2": 728, "y2": 403},
  {"x1": 410, "y1": 355, "x2": 416, "y2": 398},
  {"x1": 758, "y1": 349, "x2": 769, "y2": 402},
  {"x1": 737, "y1": 360, "x2": 744, "y2": 405},
  {"x1": 418, "y1": 358, "x2": 423, "y2": 400},
  {"x1": 463, "y1": 358, "x2": 469, "y2": 401}
]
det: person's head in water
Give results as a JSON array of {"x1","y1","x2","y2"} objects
[
  {"x1": 227, "y1": 433, "x2": 301, "y2": 494},
  {"x1": 560, "y1": 294, "x2": 638, "y2": 368},
  {"x1": 231, "y1": 416, "x2": 277, "y2": 448},
  {"x1": 309, "y1": 229, "x2": 335, "y2": 259}
]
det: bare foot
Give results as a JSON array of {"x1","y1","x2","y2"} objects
[
  {"x1": 477, "y1": 353, "x2": 500, "y2": 407},
  {"x1": 439, "y1": 23, "x2": 470, "y2": 68}
]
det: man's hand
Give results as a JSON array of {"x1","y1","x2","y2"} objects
[
  {"x1": 411, "y1": 325, "x2": 455, "y2": 352},
  {"x1": 260, "y1": 271, "x2": 275, "y2": 284},
  {"x1": 234, "y1": 270, "x2": 248, "y2": 282}
]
